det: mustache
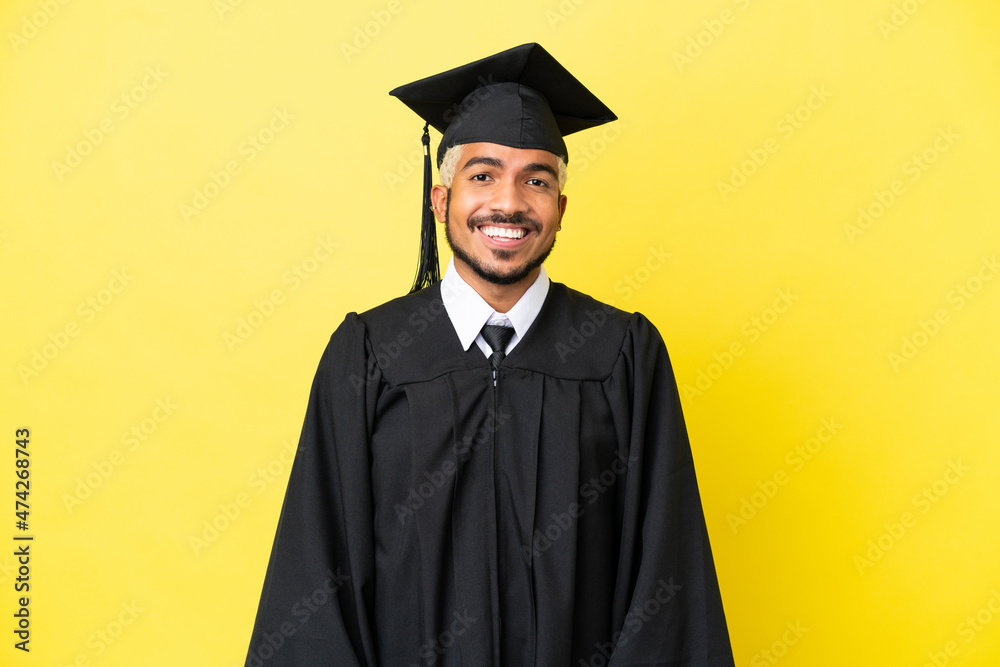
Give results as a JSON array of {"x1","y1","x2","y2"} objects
[{"x1": 466, "y1": 211, "x2": 541, "y2": 233}]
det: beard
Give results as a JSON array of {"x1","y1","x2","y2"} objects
[{"x1": 442, "y1": 194, "x2": 557, "y2": 286}]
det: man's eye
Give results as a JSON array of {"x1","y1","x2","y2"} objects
[
  {"x1": 471, "y1": 173, "x2": 491, "y2": 181},
  {"x1": 527, "y1": 178, "x2": 548, "y2": 187}
]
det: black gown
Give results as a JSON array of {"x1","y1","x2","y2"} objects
[{"x1": 245, "y1": 281, "x2": 734, "y2": 666}]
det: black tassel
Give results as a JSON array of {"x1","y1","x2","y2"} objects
[{"x1": 409, "y1": 123, "x2": 441, "y2": 293}]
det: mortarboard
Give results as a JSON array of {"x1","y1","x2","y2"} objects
[{"x1": 389, "y1": 43, "x2": 617, "y2": 293}]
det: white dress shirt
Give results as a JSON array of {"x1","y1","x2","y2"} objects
[{"x1": 440, "y1": 257, "x2": 550, "y2": 358}]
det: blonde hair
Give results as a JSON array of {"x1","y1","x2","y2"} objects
[{"x1": 438, "y1": 144, "x2": 568, "y2": 191}]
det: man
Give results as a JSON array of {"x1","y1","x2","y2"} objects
[{"x1": 245, "y1": 43, "x2": 734, "y2": 666}]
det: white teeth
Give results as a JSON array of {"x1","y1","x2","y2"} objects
[{"x1": 482, "y1": 225, "x2": 526, "y2": 240}]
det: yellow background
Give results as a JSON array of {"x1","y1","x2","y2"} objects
[{"x1": 2, "y1": 0, "x2": 999, "y2": 665}]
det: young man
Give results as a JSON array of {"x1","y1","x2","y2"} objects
[{"x1": 245, "y1": 43, "x2": 734, "y2": 666}]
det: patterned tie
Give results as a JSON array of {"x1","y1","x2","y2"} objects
[{"x1": 481, "y1": 324, "x2": 514, "y2": 371}]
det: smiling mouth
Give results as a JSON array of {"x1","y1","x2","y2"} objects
[{"x1": 479, "y1": 224, "x2": 529, "y2": 240}]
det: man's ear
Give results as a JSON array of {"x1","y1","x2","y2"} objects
[
  {"x1": 431, "y1": 185, "x2": 449, "y2": 223},
  {"x1": 557, "y1": 193, "x2": 567, "y2": 230}
]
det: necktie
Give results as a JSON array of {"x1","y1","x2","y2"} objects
[{"x1": 481, "y1": 324, "x2": 514, "y2": 371}]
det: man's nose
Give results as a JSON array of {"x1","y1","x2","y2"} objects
[{"x1": 488, "y1": 179, "x2": 529, "y2": 216}]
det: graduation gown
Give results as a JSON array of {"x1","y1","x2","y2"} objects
[{"x1": 245, "y1": 281, "x2": 734, "y2": 666}]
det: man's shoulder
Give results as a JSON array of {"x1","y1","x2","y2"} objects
[
  {"x1": 550, "y1": 282, "x2": 631, "y2": 321},
  {"x1": 344, "y1": 283, "x2": 468, "y2": 383},
  {"x1": 505, "y1": 281, "x2": 651, "y2": 380},
  {"x1": 354, "y1": 283, "x2": 447, "y2": 338},
  {"x1": 544, "y1": 281, "x2": 641, "y2": 332}
]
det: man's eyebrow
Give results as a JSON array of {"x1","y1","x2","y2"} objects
[
  {"x1": 460, "y1": 156, "x2": 505, "y2": 171},
  {"x1": 459, "y1": 156, "x2": 559, "y2": 181},
  {"x1": 523, "y1": 162, "x2": 559, "y2": 180}
]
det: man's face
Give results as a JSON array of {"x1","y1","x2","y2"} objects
[{"x1": 433, "y1": 142, "x2": 567, "y2": 287}]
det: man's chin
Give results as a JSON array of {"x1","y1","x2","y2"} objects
[
  {"x1": 477, "y1": 266, "x2": 535, "y2": 286},
  {"x1": 461, "y1": 257, "x2": 535, "y2": 286}
]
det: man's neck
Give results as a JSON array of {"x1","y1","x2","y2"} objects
[{"x1": 453, "y1": 261, "x2": 539, "y2": 313}]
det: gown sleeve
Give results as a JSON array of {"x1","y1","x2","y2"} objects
[
  {"x1": 608, "y1": 313, "x2": 735, "y2": 667},
  {"x1": 244, "y1": 313, "x2": 380, "y2": 666}
]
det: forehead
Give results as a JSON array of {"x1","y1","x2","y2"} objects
[{"x1": 457, "y1": 142, "x2": 560, "y2": 170}]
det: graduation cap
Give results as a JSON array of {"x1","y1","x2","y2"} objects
[{"x1": 389, "y1": 42, "x2": 617, "y2": 293}]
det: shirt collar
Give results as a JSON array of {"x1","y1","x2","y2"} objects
[{"x1": 441, "y1": 257, "x2": 550, "y2": 352}]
